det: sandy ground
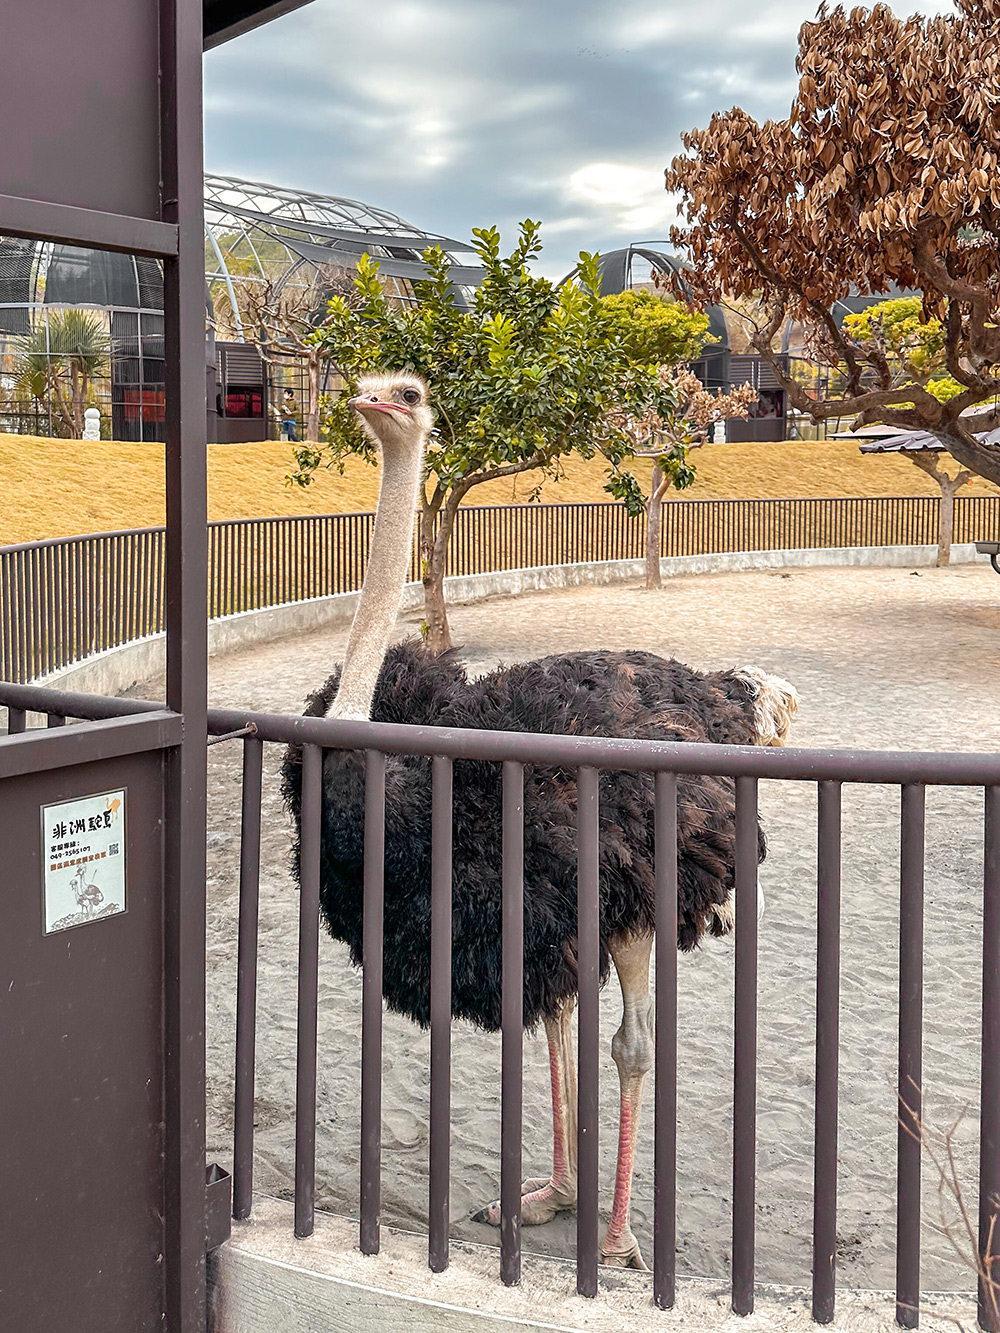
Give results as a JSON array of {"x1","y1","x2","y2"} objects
[{"x1": 133, "y1": 562, "x2": 1000, "y2": 1299}]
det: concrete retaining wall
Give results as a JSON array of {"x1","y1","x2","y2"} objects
[
  {"x1": 33, "y1": 542, "x2": 983, "y2": 698},
  {"x1": 207, "y1": 1197, "x2": 972, "y2": 1333}
]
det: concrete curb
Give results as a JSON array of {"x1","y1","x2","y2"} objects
[
  {"x1": 33, "y1": 542, "x2": 983, "y2": 697},
  {"x1": 206, "y1": 1197, "x2": 974, "y2": 1333}
]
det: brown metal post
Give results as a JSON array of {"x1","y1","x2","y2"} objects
[
  {"x1": 294, "y1": 744, "x2": 322, "y2": 1238},
  {"x1": 812, "y1": 780, "x2": 842, "y2": 1323},
  {"x1": 160, "y1": 0, "x2": 209, "y2": 1324},
  {"x1": 429, "y1": 755, "x2": 453, "y2": 1272},
  {"x1": 896, "y1": 784, "x2": 925, "y2": 1330},
  {"x1": 732, "y1": 775, "x2": 759, "y2": 1316},
  {"x1": 361, "y1": 749, "x2": 386, "y2": 1254},
  {"x1": 500, "y1": 760, "x2": 524, "y2": 1286},
  {"x1": 576, "y1": 765, "x2": 600, "y2": 1298},
  {"x1": 653, "y1": 772, "x2": 678, "y2": 1310},
  {"x1": 980, "y1": 786, "x2": 1000, "y2": 1332},
  {"x1": 233, "y1": 736, "x2": 264, "y2": 1220}
]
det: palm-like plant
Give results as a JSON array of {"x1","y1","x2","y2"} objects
[{"x1": 14, "y1": 310, "x2": 110, "y2": 437}]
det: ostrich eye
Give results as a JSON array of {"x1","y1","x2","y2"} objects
[{"x1": 402, "y1": 387, "x2": 421, "y2": 406}]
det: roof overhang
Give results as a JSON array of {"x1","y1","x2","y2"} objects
[{"x1": 204, "y1": 0, "x2": 316, "y2": 51}]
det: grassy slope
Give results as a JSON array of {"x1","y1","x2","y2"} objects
[{"x1": 4, "y1": 431, "x2": 996, "y2": 546}]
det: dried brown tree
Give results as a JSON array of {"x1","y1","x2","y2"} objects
[
  {"x1": 239, "y1": 265, "x2": 364, "y2": 443},
  {"x1": 666, "y1": 0, "x2": 1000, "y2": 486}
]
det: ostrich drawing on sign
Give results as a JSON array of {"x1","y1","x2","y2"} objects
[
  {"x1": 70, "y1": 865, "x2": 104, "y2": 916},
  {"x1": 282, "y1": 372, "x2": 799, "y2": 1269}
]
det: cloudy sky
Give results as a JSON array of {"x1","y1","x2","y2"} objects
[{"x1": 204, "y1": 0, "x2": 952, "y2": 279}]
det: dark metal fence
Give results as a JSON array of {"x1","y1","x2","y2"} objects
[
  {"x1": 3, "y1": 679, "x2": 999, "y2": 1329},
  {"x1": 3, "y1": 494, "x2": 1000, "y2": 683}
]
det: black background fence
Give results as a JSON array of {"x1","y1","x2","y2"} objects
[{"x1": 3, "y1": 494, "x2": 999, "y2": 683}]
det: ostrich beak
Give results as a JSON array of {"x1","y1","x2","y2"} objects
[{"x1": 349, "y1": 395, "x2": 411, "y2": 416}]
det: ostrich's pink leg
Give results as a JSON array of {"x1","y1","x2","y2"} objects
[
  {"x1": 601, "y1": 933, "x2": 654, "y2": 1270},
  {"x1": 473, "y1": 999, "x2": 578, "y2": 1226}
]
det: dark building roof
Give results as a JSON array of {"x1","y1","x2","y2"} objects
[{"x1": 204, "y1": 0, "x2": 316, "y2": 48}]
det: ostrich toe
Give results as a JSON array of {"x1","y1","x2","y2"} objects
[
  {"x1": 600, "y1": 1231, "x2": 648, "y2": 1270},
  {"x1": 471, "y1": 1176, "x2": 577, "y2": 1227}
]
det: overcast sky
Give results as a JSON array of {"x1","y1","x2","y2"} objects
[{"x1": 204, "y1": 0, "x2": 952, "y2": 279}]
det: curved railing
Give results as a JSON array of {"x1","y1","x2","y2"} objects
[{"x1": 2, "y1": 494, "x2": 999, "y2": 683}]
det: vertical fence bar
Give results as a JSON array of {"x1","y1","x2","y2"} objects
[
  {"x1": 429, "y1": 755, "x2": 453, "y2": 1273},
  {"x1": 295, "y1": 743, "x2": 323, "y2": 1239},
  {"x1": 361, "y1": 749, "x2": 387, "y2": 1255},
  {"x1": 896, "y1": 783, "x2": 925, "y2": 1329},
  {"x1": 233, "y1": 736, "x2": 264, "y2": 1222},
  {"x1": 7, "y1": 706, "x2": 26, "y2": 734},
  {"x1": 812, "y1": 780, "x2": 842, "y2": 1323},
  {"x1": 501, "y1": 760, "x2": 524, "y2": 1287},
  {"x1": 980, "y1": 786, "x2": 1000, "y2": 1332},
  {"x1": 732, "y1": 774, "x2": 759, "y2": 1316},
  {"x1": 576, "y1": 765, "x2": 600, "y2": 1297},
  {"x1": 654, "y1": 771, "x2": 679, "y2": 1309}
]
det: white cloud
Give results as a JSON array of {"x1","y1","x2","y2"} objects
[
  {"x1": 203, "y1": 0, "x2": 961, "y2": 277},
  {"x1": 566, "y1": 163, "x2": 677, "y2": 235}
]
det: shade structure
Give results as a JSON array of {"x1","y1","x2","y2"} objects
[{"x1": 859, "y1": 426, "x2": 1000, "y2": 454}]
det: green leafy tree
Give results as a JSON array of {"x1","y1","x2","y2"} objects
[
  {"x1": 600, "y1": 289, "x2": 713, "y2": 366},
  {"x1": 846, "y1": 302, "x2": 983, "y2": 564},
  {"x1": 841, "y1": 297, "x2": 946, "y2": 379},
  {"x1": 294, "y1": 222, "x2": 701, "y2": 650},
  {"x1": 14, "y1": 310, "x2": 110, "y2": 438}
]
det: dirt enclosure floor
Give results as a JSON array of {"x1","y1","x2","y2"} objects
[{"x1": 138, "y1": 562, "x2": 1000, "y2": 1296}]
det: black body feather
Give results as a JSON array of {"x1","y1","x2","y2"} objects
[{"x1": 281, "y1": 642, "x2": 765, "y2": 1033}]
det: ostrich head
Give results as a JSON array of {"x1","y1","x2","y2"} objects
[
  {"x1": 732, "y1": 666, "x2": 800, "y2": 746},
  {"x1": 349, "y1": 372, "x2": 433, "y2": 453}
]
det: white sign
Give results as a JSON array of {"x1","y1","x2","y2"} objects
[{"x1": 41, "y1": 789, "x2": 126, "y2": 934}]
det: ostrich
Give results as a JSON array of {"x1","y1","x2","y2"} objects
[{"x1": 281, "y1": 371, "x2": 799, "y2": 1269}]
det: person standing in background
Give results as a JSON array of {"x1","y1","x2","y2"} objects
[{"x1": 281, "y1": 387, "x2": 299, "y2": 442}]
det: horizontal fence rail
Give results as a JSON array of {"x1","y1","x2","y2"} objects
[
  {"x1": 4, "y1": 680, "x2": 1000, "y2": 1328},
  {"x1": 3, "y1": 494, "x2": 1000, "y2": 683}
]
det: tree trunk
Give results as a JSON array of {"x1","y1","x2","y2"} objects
[
  {"x1": 422, "y1": 555, "x2": 450, "y2": 652},
  {"x1": 307, "y1": 352, "x2": 321, "y2": 443},
  {"x1": 937, "y1": 479, "x2": 957, "y2": 567},
  {"x1": 70, "y1": 361, "x2": 83, "y2": 437},
  {"x1": 645, "y1": 463, "x2": 666, "y2": 590},
  {"x1": 49, "y1": 369, "x2": 76, "y2": 437},
  {"x1": 421, "y1": 490, "x2": 468, "y2": 653}
]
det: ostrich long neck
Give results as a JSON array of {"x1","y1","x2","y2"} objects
[{"x1": 330, "y1": 434, "x2": 426, "y2": 720}]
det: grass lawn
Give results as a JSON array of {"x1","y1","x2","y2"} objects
[{"x1": 3, "y1": 431, "x2": 997, "y2": 546}]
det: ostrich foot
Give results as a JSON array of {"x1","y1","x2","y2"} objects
[
  {"x1": 471, "y1": 1176, "x2": 577, "y2": 1227},
  {"x1": 600, "y1": 1230, "x2": 648, "y2": 1271}
]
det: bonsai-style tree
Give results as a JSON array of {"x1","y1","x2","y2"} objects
[
  {"x1": 666, "y1": 0, "x2": 1000, "y2": 485},
  {"x1": 845, "y1": 296, "x2": 982, "y2": 564},
  {"x1": 14, "y1": 310, "x2": 110, "y2": 439},
  {"x1": 293, "y1": 222, "x2": 706, "y2": 650}
]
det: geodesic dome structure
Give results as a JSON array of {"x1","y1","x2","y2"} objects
[{"x1": 203, "y1": 173, "x2": 483, "y2": 337}]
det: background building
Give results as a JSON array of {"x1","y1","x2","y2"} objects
[{"x1": 0, "y1": 174, "x2": 482, "y2": 443}]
